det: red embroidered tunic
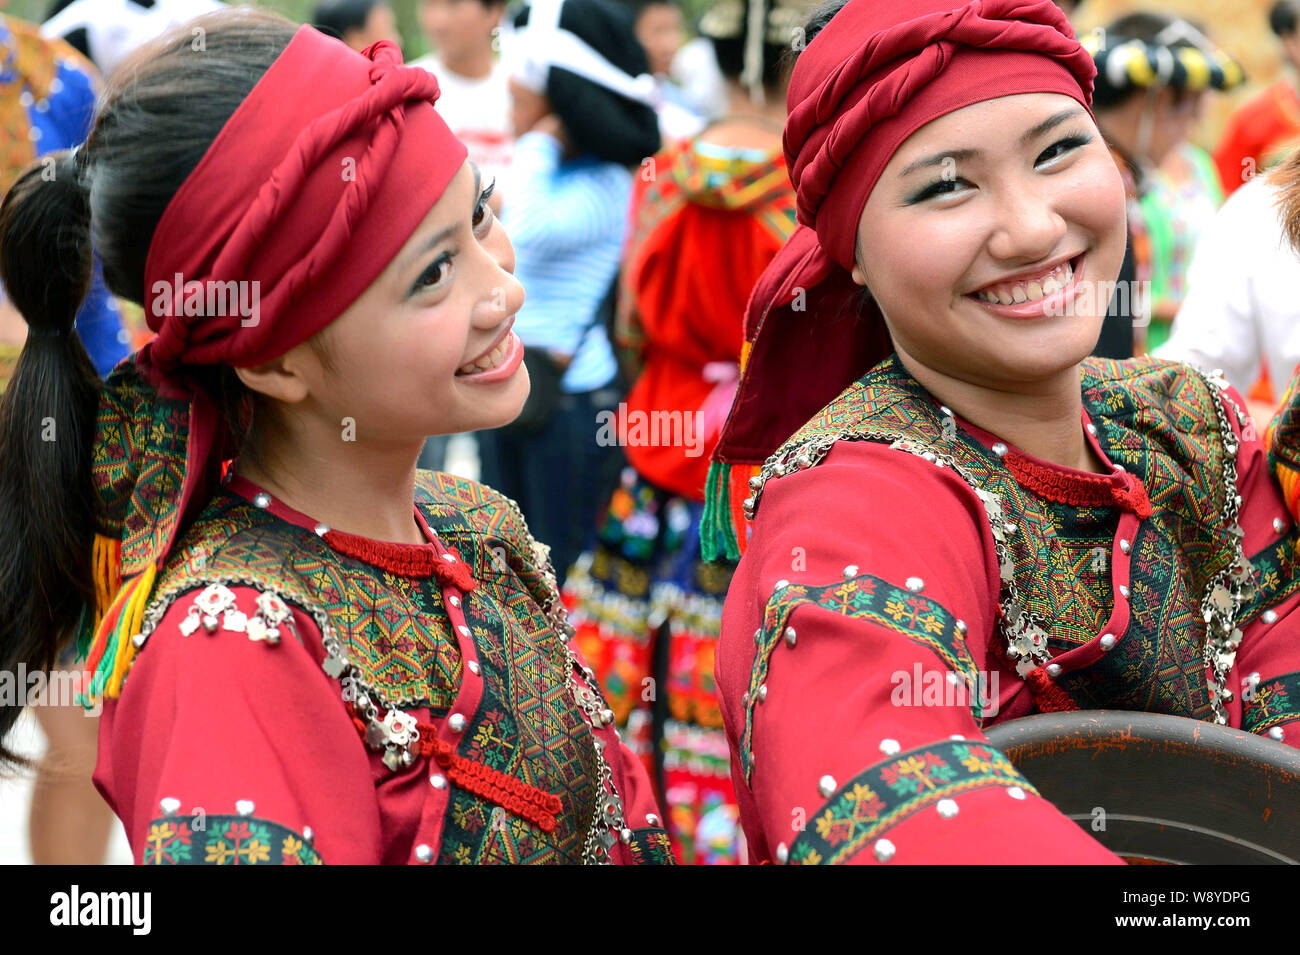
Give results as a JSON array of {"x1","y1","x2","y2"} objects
[
  {"x1": 93, "y1": 471, "x2": 673, "y2": 864},
  {"x1": 717, "y1": 355, "x2": 1300, "y2": 864}
]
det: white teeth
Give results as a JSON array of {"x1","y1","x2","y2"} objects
[
  {"x1": 975, "y1": 259, "x2": 1075, "y2": 306},
  {"x1": 458, "y1": 335, "x2": 511, "y2": 375}
]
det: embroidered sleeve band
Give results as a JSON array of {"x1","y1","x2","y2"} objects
[{"x1": 786, "y1": 738, "x2": 1037, "y2": 865}]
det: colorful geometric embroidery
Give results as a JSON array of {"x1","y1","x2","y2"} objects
[
  {"x1": 765, "y1": 353, "x2": 1246, "y2": 721},
  {"x1": 626, "y1": 827, "x2": 677, "y2": 865},
  {"x1": 1242, "y1": 670, "x2": 1300, "y2": 735},
  {"x1": 142, "y1": 815, "x2": 321, "y2": 865},
  {"x1": 137, "y1": 470, "x2": 611, "y2": 863},
  {"x1": 741, "y1": 572, "x2": 977, "y2": 784},
  {"x1": 786, "y1": 739, "x2": 1036, "y2": 865}
]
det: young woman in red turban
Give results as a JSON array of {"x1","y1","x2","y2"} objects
[
  {"x1": 0, "y1": 7, "x2": 670, "y2": 865},
  {"x1": 704, "y1": 0, "x2": 1300, "y2": 864}
]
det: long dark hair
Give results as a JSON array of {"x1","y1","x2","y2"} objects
[{"x1": 0, "y1": 8, "x2": 298, "y2": 768}]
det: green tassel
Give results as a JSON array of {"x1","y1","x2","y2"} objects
[{"x1": 702, "y1": 461, "x2": 744, "y2": 563}]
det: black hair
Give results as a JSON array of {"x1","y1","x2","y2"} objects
[
  {"x1": 783, "y1": 0, "x2": 846, "y2": 75},
  {"x1": 312, "y1": 0, "x2": 384, "y2": 42},
  {"x1": 1273, "y1": 1, "x2": 1299, "y2": 37},
  {"x1": 0, "y1": 7, "x2": 300, "y2": 769},
  {"x1": 515, "y1": 0, "x2": 661, "y2": 166}
]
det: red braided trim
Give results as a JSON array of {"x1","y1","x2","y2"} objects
[
  {"x1": 347, "y1": 708, "x2": 560, "y2": 831},
  {"x1": 323, "y1": 530, "x2": 477, "y2": 591},
  {"x1": 1025, "y1": 667, "x2": 1079, "y2": 713},
  {"x1": 1005, "y1": 451, "x2": 1152, "y2": 518},
  {"x1": 416, "y1": 726, "x2": 562, "y2": 831}
]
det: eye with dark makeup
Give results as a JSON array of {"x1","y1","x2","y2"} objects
[
  {"x1": 903, "y1": 132, "x2": 1095, "y2": 205},
  {"x1": 407, "y1": 179, "x2": 499, "y2": 297}
]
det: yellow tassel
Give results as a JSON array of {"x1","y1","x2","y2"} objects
[
  {"x1": 105, "y1": 562, "x2": 156, "y2": 698},
  {"x1": 91, "y1": 534, "x2": 121, "y2": 633}
]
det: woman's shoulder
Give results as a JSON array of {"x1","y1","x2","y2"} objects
[{"x1": 1080, "y1": 354, "x2": 1241, "y2": 432}]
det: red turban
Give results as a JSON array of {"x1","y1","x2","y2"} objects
[
  {"x1": 703, "y1": 0, "x2": 1096, "y2": 559},
  {"x1": 84, "y1": 25, "x2": 467, "y2": 697}
]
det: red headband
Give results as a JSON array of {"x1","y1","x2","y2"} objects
[
  {"x1": 140, "y1": 26, "x2": 466, "y2": 381},
  {"x1": 704, "y1": 0, "x2": 1096, "y2": 558}
]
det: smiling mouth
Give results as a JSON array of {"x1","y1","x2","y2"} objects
[
  {"x1": 970, "y1": 256, "x2": 1079, "y2": 306},
  {"x1": 456, "y1": 320, "x2": 514, "y2": 376}
]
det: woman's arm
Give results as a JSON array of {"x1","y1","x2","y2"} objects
[
  {"x1": 93, "y1": 584, "x2": 384, "y2": 864},
  {"x1": 719, "y1": 442, "x2": 1122, "y2": 864}
]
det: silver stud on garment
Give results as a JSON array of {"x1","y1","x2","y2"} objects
[
  {"x1": 448, "y1": 713, "x2": 466, "y2": 733},
  {"x1": 842, "y1": 564, "x2": 859, "y2": 579},
  {"x1": 955, "y1": 619, "x2": 968, "y2": 636},
  {"x1": 818, "y1": 774, "x2": 837, "y2": 798},
  {"x1": 950, "y1": 734, "x2": 965, "y2": 741},
  {"x1": 757, "y1": 684, "x2": 768, "y2": 703},
  {"x1": 906, "y1": 577, "x2": 925, "y2": 593},
  {"x1": 879, "y1": 738, "x2": 900, "y2": 756},
  {"x1": 415, "y1": 844, "x2": 433, "y2": 863},
  {"x1": 776, "y1": 842, "x2": 789, "y2": 863},
  {"x1": 1007, "y1": 786, "x2": 1027, "y2": 800},
  {"x1": 1269, "y1": 726, "x2": 1286, "y2": 742},
  {"x1": 1086, "y1": 423, "x2": 1097, "y2": 436},
  {"x1": 253, "y1": 492, "x2": 271, "y2": 509},
  {"x1": 873, "y1": 838, "x2": 896, "y2": 863},
  {"x1": 784, "y1": 627, "x2": 797, "y2": 648},
  {"x1": 442, "y1": 553, "x2": 457, "y2": 563},
  {"x1": 302, "y1": 826, "x2": 314, "y2": 844},
  {"x1": 1046, "y1": 663, "x2": 1062, "y2": 678},
  {"x1": 1276, "y1": 517, "x2": 1288, "y2": 534},
  {"x1": 159, "y1": 797, "x2": 181, "y2": 816},
  {"x1": 458, "y1": 625, "x2": 471, "y2": 637},
  {"x1": 314, "y1": 523, "x2": 329, "y2": 536},
  {"x1": 753, "y1": 628, "x2": 762, "y2": 647},
  {"x1": 646, "y1": 814, "x2": 660, "y2": 827},
  {"x1": 1100, "y1": 634, "x2": 1116, "y2": 651},
  {"x1": 1119, "y1": 539, "x2": 1131, "y2": 554},
  {"x1": 620, "y1": 828, "x2": 632, "y2": 844},
  {"x1": 774, "y1": 579, "x2": 790, "y2": 592},
  {"x1": 449, "y1": 595, "x2": 461, "y2": 608},
  {"x1": 1119, "y1": 585, "x2": 1130, "y2": 599},
  {"x1": 467, "y1": 661, "x2": 480, "y2": 675},
  {"x1": 992, "y1": 443, "x2": 1008, "y2": 457},
  {"x1": 1263, "y1": 610, "x2": 1279, "y2": 625},
  {"x1": 430, "y1": 774, "x2": 447, "y2": 789},
  {"x1": 937, "y1": 798, "x2": 959, "y2": 819},
  {"x1": 235, "y1": 799, "x2": 255, "y2": 816}
]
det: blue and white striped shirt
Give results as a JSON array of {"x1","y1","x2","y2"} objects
[{"x1": 501, "y1": 132, "x2": 631, "y2": 394}]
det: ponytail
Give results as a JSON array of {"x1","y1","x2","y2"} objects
[{"x1": 0, "y1": 152, "x2": 102, "y2": 769}]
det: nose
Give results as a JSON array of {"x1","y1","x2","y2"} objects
[
  {"x1": 471, "y1": 223, "x2": 525, "y2": 328},
  {"x1": 985, "y1": 180, "x2": 1068, "y2": 266}
]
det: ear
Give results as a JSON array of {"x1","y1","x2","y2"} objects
[
  {"x1": 851, "y1": 262, "x2": 867, "y2": 287},
  {"x1": 233, "y1": 343, "x2": 315, "y2": 405}
]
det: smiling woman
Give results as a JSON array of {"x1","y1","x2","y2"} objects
[
  {"x1": 705, "y1": 0, "x2": 1300, "y2": 865},
  {"x1": 0, "y1": 7, "x2": 671, "y2": 865}
]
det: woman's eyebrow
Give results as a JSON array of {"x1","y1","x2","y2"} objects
[
  {"x1": 398, "y1": 166, "x2": 481, "y2": 275},
  {"x1": 899, "y1": 107, "x2": 1088, "y2": 177}
]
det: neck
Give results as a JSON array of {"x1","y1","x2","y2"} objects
[
  {"x1": 441, "y1": 46, "x2": 494, "y2": 81},
  {"x1": 234, "y1": 415, "x2": 426, "y2": 545},
  {"x1": 894, "y1": 347, "x2": 1107, "y2": 474}
]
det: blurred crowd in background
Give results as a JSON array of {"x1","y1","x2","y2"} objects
[{"x1": 5, "y1": 0, "x2": 1300, "y2": 864}]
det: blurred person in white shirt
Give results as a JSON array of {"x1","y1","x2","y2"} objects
[
  {"x1": 1157, "y1": 153, "x2": 1300, "y2": 425},
  {"x1": 411, "y1": 0, "x2": 512, "y2": 214}
]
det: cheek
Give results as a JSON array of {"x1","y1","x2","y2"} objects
[
  {"x1": 864, "y1": 211, "x2": 975, "y2": 311},
  {"x1": 1062, "y1": 158, "x2": 1129, "y2": 261}
]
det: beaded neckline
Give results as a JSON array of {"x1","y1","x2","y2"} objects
[{"x1": 221, "y1": 471, "x2": 476, "y2": 589}]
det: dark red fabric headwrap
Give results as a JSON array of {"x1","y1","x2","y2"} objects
[
  {"x1": 711, "y1": 0, "x2": 1096, "y2": 468},
  {"x1": 93, "y1": 25, "x2": 467, "y2": 583}
]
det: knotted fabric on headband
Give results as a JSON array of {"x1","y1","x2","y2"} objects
[
  {"x1": 81, "y1": 26, "x2": 467, "y2": 702},
  {"x1": 702, "y1": 0, "x2": 1097, "y2": 560}
]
